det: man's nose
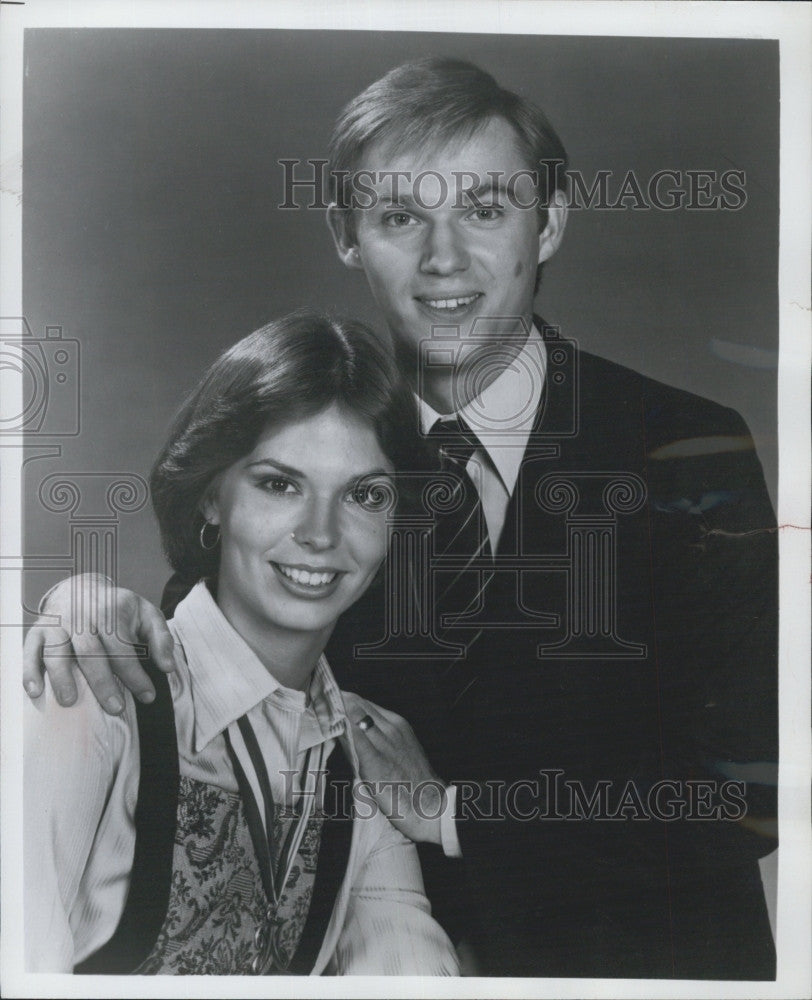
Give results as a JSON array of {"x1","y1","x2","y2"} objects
[
  {"x1": 419, "y1": 221, "x2": 470, "y2": 275},
  {"x1": 292, "y1": 497, "x2": 339, "y2": 552}
]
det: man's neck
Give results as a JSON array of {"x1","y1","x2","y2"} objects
[{"x1": 403, "y1": 323, "x2": 533, "y2": 414}]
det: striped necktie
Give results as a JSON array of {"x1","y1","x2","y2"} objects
[{"x1": 428, "y1": 418, "x2": 494, "y2": 704}]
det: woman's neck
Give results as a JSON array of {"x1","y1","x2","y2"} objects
[{"x1": 213, "y1": 589, "x2": 333, "y2": 692}]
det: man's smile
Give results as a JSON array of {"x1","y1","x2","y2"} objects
[{"x1": 415, "y1": 293, "x2": 482, "y2": 315}]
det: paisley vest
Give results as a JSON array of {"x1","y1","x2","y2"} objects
[{"x1": 76, "y1": 660, "x2": 354, "y2": 975}]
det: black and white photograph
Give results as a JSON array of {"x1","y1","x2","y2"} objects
[{"x1": 1, "y1": 2, "x2": 809, "y2": 997}]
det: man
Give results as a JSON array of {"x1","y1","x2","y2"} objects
[{"x1": 23, "y1": 58, "x2": 777, "y2": 978}]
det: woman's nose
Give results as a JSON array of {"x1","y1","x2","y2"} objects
[{"x1": 292, "y1": 498, "x2": 339, "y2": 551}]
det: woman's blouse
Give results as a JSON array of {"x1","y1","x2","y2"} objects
[{"x1": 24, "y1": 581, "x2": 458, "y2": 974}]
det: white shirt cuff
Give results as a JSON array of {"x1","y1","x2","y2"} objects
[{"x1": 440, "y1": 783, "x2": 462, "y2": 859}]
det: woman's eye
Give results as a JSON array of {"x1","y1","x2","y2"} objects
[
  {"x1": 383, "y1": 211, "x2": 418, "y2": 228},
  {"x1": 348, "y1": 477, "x2": 397, "y2": 513},
  {"x1": 261, "y1": 477, "x2": 297, "y2": 496}
]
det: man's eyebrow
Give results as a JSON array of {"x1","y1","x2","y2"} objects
[
  {"x1": 462, "y1": 178, "x2": 510, "y2": 203},
  {"x1": 379, "y1": 178, "x2": 508, "y2": 211},
  {"x1": 379, "y1": 191, "x2": 421, "y2": 209}
]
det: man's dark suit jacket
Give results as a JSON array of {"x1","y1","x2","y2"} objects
[{"x1": 324, "y1": 336, "x2": 778, "y2": 979}]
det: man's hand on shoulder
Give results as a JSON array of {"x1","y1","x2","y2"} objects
[
  {"x1": 23, "y1": 573, "x2": 176, "y2": 714},
  {"x1": 344, "y1": 691, "x2": 448, "y2": 847}
]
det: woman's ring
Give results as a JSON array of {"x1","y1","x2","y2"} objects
[{"x1": 358, "y1": 714, "x2": 375, "y2": 732}]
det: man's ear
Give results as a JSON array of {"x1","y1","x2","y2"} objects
[
  {"x1": 537, "y1": 189, "x2": 569, "y2": 265},
  {"x1": 326, "y1": 203, "x2": 364, "y2": 271}
]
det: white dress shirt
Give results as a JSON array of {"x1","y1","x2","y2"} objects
[
  {"x1": 418, "y1": 326, "x2": 547, "y2": 859},
  {"x1": 25, "y1": 580, "x2": 458, "y2": 975},
  {"x1": 417, "y1": 325, "x2": 547, "y2": 551}
]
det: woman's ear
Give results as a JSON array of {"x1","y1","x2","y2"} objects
[
  {"x1": 537, "y1": 189, "x2": 569, "y2": 265},
  {"x1": 200, "y1": 490, "x2": 220, "y2": 527},
  {"x1": 326, "y1": 204, "x2": 364, "y2": 270}
]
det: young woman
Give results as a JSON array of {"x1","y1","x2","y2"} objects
[{"x1": 24, "y1": 312, "x2": 457, "y2": 976}]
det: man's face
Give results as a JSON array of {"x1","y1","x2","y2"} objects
[{"x1": 329, "y1": 116, "x2": 566, "y2": 404}]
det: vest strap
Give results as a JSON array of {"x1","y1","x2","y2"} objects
[{"x1": 75, "y1": 657, "x2": 179, "y2": 974}]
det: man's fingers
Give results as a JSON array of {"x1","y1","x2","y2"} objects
[
  {"x1": 345, "y1": 697, "x2": 386, "y2": 738},
  {"x1": 344, "y1": 691, "x2": 387, "y2": 725},
  {"x1": 22, "y1": 627, "x2": 48, "y2": 698},
  {"x1": 344, "y1": 691, "x2": 403, "y2": 728},
  {"x1": 69, "y1": 633, "x2": 125, "y2": 715},
  {"x1": 137, "y1": 601, "x2": 176, "y2": 673},
  {"x1": 41, "y1": 632, "x2": 80, "y2": 706},
  {"x1": 101, "y1": 632, "x2": 157, "y2": 704},
  {"x1": 26, "y1": 579, "x2": 173, "y2": 713},
  {"x1": 344, "y1": 697, "x2": 388, "y2": 752},
  {"x1": 349, "y1": 711, "x2": 399, "y2": 777},
  {"x1": 349, "y1": 701, "x2": 403, "y2": 749},
  {"x1": 354, "y1": 719, "x2": 390, "y2": 758}
]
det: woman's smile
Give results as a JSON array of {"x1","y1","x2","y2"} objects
[{"x1": 270, "y1": 560, "x2": 343, "y2": 597}]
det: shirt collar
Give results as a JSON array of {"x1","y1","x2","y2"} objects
[
  {"x1": 303, "y1": 655, "x2": 349, "y2": 752},
  {"x1": 171, "y1": 581, "x2": 347, "y2": 753},
  {"x1": 417, "y1": 323, "x2": 546, "y2": 495}
]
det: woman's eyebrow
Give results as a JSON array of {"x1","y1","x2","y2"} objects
[
  {"x1": 351, "y1": 468, "x2": 394, "y2": 482},
  {"x1": 245, "y1": 457, "x2": 302, "y2": 477},
  {"x1": 246, "y1": 459, "x2": 394, "y2": 485}
]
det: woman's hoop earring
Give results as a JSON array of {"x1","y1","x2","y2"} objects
[
  {"x1": 291, "y1": 531, "x2": 297, "y2": 541},
  {"x1": 199, "y1": 521, "x2": 220, "y2": 550}
]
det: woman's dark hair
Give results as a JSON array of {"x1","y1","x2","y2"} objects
[{"x1": 150, "y1": 311, "x2": 426, "y2": 580}]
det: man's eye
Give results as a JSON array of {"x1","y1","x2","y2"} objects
[
  {"x1": 467, "y1": 206, "x2": 502, "y2": 222},
  {"x1": 383, "y1": 211, "x2": 418, "y2": 228}
]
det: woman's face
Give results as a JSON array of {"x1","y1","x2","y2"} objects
[{"x1": 205, "y1": 403, "x2": 395, "y2": 644}]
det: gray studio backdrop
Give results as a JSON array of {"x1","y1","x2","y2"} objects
[{"x1": 21, "y1": 29, "x2": 778, "y2": 612}]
